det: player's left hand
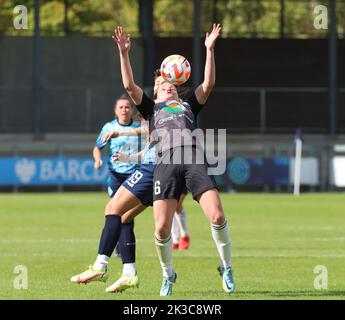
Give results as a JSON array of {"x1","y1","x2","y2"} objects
[
  {"x1": 205, "y1": 23, "x2": 221, "y2": 50},
  {"x1": 111, "y1": 151, "x2": 130, "y2": 163}
]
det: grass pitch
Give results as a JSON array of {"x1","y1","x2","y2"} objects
[{"x1": 0, "y1": 192, "x2": 344, "y2": 300}]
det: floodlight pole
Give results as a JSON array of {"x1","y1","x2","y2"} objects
[
  {"x1": 328, "y1": 0, "x2": 337, "y2": 135},
  {"x1": 279, "y1": 0, "x2": 285, "y2": 38},
  {"x1": 64, "y1": 0, "x2": 69, "y2": 35},
  {"x1": 293, "y1": 129, "x2": 303, "y2": 196},
  {"x1": 32, "y1": 0, "x2": 41, "y2": 133}
]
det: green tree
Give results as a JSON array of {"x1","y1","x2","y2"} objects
[
  {"x1": 0, "y1": 0, "x2": 139, "y2": 36},
  {"x1": 1, "y1": 0, "x2": 343, "y2": 38},
  {"x1": 154, "y1": 0, "x2": 194, "y2": 36}
]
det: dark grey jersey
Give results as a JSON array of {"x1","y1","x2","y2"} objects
[{"x1": 136, "y1": 92, "x2": 204, "y2": 153}]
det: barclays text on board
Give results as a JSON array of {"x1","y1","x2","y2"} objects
[
  {"x1": 0, "y1": 157, "x2": 108, "y2": 185},
  {"x1": 0, "y1": 156, "x2": 292, "y2": 187}
]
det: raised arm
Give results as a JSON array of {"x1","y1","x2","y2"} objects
[
  {"x1": 195, "y1": 23, "x2": 221, "y2": 105},
  {"x1": 112, "y1": 26, "x2": 143, "y2": 105},
  {"x1": 101, "y1": 125, "x2": 148, "y2": 143},
  {"x1": 118, "y1": 126, "x2": 148, "y2": 137}
]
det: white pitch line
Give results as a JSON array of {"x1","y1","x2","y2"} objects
[{"x1": 1, "y1": 252, "x2": 345, "y2": 258}]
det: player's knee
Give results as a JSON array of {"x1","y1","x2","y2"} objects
[
  {"x1": 121, "y1": 215, "x2": 133, "y2": 223},
  {"x1": 104, "y1": 203, "x2": 121, "y2": 216},
  {"x1": 212, "y1": 215, "x2": 225, "y2": 225},
  {"x1": 155, "y1": 225, "x2": 170, "y2": 240},
  {"x1": 207, "y1": 208, "x2": 225, "y2": 225}
]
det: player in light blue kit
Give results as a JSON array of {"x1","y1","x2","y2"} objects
[
  {"x1": 71, "y1": 118, "x2": 153, "y2": 293},
  {"x1": 71, "y1": 95, "x2": 142, "y2": 287},
  {"x1": 93, "y1": 94, "x2": 140, "y2": 198}
]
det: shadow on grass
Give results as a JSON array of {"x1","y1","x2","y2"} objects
[
  {"x1": 179, "y1": 290, "x2": 345, "y2": 299},
  {"x1": 235, "y1": 290, "x2": 345, "y2": 298}
]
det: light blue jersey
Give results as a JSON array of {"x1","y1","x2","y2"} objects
[
  {"x1": 96, "y1": 119, "x2": 141, "y2": 174},
  {"x1": 142, "y1": 143, "x2": 156, "y2": 164}
]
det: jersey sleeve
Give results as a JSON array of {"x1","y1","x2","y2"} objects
[
  {"x1": 186, "y1": 92, "x2": 205, "y2": 116},
  {"x1": 95, "y1": 123, "x2": 111, "y2": 149},
  {"x1": 136, "y1": 91, "x2": 155, "y2": 120}
]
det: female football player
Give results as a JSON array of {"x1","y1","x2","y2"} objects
[
  {"x1": 113, "y1": 23, "x2": 234, "y2": 296},
  {"x1": 71, "y1": 118, "x2": 153, "y2": 292},
  {"x1": 71, "y1": 76, "x2": 189, "y2": 293},
  {"x1": 91, "y1": 95, "x2": 141, "y2": 281}
]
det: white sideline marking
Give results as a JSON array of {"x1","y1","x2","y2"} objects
[{"x1": 1, "y1": 252, "x2": 345, "y2": 258}]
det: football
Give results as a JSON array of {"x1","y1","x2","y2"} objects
[{"x1": 160, "y1": 54, "x2": 191, "y2": 86}]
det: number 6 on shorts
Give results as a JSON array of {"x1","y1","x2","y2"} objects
[{"x1": 154, "y1": 180, "x2": 161, "y2": 195}]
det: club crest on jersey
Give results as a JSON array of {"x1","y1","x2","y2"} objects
[{"x1": 162, "y1": 100, "x2": 188, "y2": 114}]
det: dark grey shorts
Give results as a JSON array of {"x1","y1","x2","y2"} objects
[{"x1": 153, "y1": 146, "x2": 217, "y2": 201}]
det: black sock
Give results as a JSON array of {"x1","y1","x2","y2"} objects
[
  {"x1": 98, "y1": 215, "x2": 122, "y2": 257},
  {"x1": 118, "y1": 220, "x2": 136, "y2": 264}
]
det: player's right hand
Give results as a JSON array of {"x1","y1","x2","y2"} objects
[
  {"x1": 94, "y1": 159, "x2": 103, "y2": 169},
  {"x1": 112, "y1": 26, "x2": 131, "y2": 53},
  {"x1": 101, "y1": 131, "x2": 119, "y2": 143}
]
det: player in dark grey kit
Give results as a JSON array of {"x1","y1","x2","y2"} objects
[{"x1": 113, "y1": 24, "x2": 234, "y2": 296}]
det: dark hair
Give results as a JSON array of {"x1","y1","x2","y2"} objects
[
  {"x1": 153, "y1": 69, "x2": 161, "y2": 82},
  {"x1": 114, "y1": 94, "x2": 133, "y2": 108},
  {"x1": 114, "y1": 94, "x2": 139, "y2": 119},
  {"x1": 153, "y1": 69, "x2": 162, "y2": 99},
  {"x1": 152, "y1": 68, "x2": 190, "y2": 100}
]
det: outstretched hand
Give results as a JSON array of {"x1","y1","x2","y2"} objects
[
  {"x1": 205, "y1": 23, "x2": 221, "y2": 50},
  {"x1": 101, "y1": 131, "x2": 119, "y2": 143},
  {"x1": 112, "y1": 26, "x2": 131, "y2": 53}
]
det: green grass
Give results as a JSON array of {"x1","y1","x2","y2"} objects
[{"x1": 0, "y1": 192, "x2": 344, "y2": 300}]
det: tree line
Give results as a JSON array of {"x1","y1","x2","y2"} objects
[{"x1": 1, "y1": 0, "x2": 344, "y2": 38}]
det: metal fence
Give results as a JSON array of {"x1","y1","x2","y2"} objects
[
  {"x1": 1, "y1": 86, "x2": 344, "y2": 133},
  {"x1": 207, "y1": 87, "x2": 345, "y2": 134}
]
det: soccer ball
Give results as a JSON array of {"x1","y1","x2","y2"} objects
[{"x1": 160, "y1": 54, "x2": 191, "y2": 86}]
